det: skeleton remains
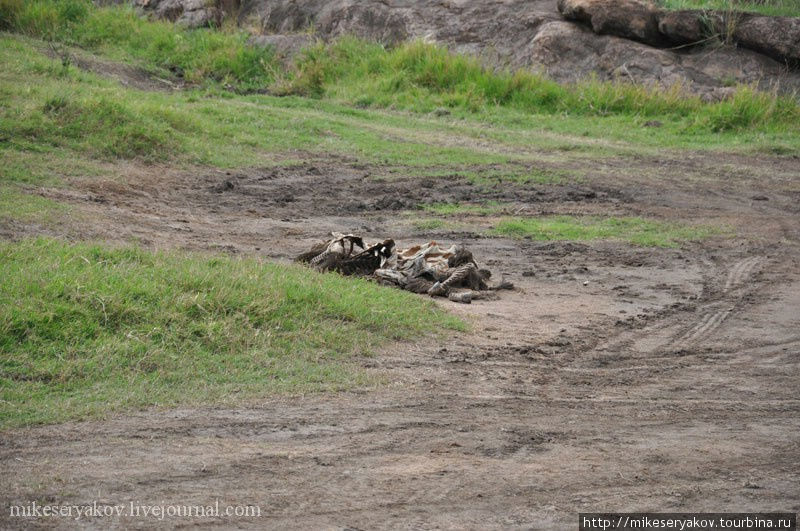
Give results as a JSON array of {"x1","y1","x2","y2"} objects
[{"x1": 296, "y1": 233, "x2": 513, "y2": 303}]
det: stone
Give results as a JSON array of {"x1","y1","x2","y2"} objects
[
  {"x1": 178, "y1": 7, "x2": 222, "y2": 28},
  {"x1": 657, "y1": 10, "x2": 716, "y2": 45},
  {"x1": 557, "y1": 0, "x2": 667, "y2": 47},
  {"x1": 657, "y1": 9, "x2": 800, "y2": 66},
  {"x1": 248, "y1": 34, "x2": 315, "y2": 60},
  {"x1": 734, "y1": 14, "x2": 800, "y2": 66}
]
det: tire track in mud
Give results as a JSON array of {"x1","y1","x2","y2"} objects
[
  {"x1": 593, "y1": 256, "x2": 765, "y2": 357},
  {"x1": 723, "y1": 256, "x2": 762, "y2": 293},
  {"x1": 667, "y1": 256, "x2": 763, "y2": 350},
  {"x1": 670, "y1": 305, "x2": 735, "y2": 350}
]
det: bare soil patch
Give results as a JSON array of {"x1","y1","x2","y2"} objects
[
  {"x1": 41, "y1": 43, "x2": 186, "y2": 92},
  {"x1": 2, "y1": 150, "x2": 799, "y2": 528}
]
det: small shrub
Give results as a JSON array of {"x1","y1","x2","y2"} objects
[
  {"x1": 0, "y1": 0, "x2": 23, "y2": 30},
  {"x1": 57, "y1": 0, "x2": 89, "y2": 24}
]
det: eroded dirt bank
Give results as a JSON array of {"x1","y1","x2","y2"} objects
[{"x1": 1, "y1": 149, "x2": 799, "y2": 529}]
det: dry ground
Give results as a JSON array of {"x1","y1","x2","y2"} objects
[{"x1": 1, "y1": 148, "x2": 799, "y2": 529}]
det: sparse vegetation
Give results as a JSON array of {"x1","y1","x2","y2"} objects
[
  {"x1": 0, "y1": 239, "x2": 464, "y2": 427},
  {"x1": 409, "y1": 212, "x2": 720, "y2": 246},
  {"x1": 493, "y1": 216, "x2": 720, "y2": 247},
  {"x1": 413, "y1": 218, "x2": 448, "y2": 231},
  {"x1": 464, "y1": 167, "x2": 576, "y2": 185},
  {"x1": 0, "y1": 186, "x2": 69, "y2": 225},
  {"x1": 658, "y1": 0, "x2": 800, "y2": 18},
  {"x1": 421, "y1": 201, "x2": 505, "y2": 216}
]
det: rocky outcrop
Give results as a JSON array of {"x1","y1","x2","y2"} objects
[
  {"x1": 316, "y1": 3, "x2": 409, "y2": 45},
  {"x1": 656, "y1": 10, "x2": 715, "y2": 45},
  {"x1": 134, "y1": 0, "x2": 225, "y2": 28},
  {"x1": 559, "y1": 0, "x2": 800, "y2": 67},
  {"x1": 557, "y1": 0, "x2": 667, "y2": 47},
  {"x1": 237, "y1": 0, "x2": 409, "y2": 43},
  {"x1": 529, "y1": 20, "x2": 789, "y2": 100},
  {"x1": 238, "y1": 0, "x2": 561, "y2": 69},
  {"x1": 657, "y1": 10, "x2": 800, "y2": 66},
  {"x1": 243, "y1": 0, "x2": 800, "y2": 97},
  {"x1": 734, "y1": 15, "x2": 800, "y2": 66},
  {"x1": 133, "y1": 0, "x2": 800, "y2": 97}
]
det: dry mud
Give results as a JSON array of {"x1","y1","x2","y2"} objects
[{"x1": 2, "y1": 150, "x2": 800, "y2": 529}]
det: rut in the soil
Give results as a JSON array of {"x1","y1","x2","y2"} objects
[{"x1": 593, "y1": 254, "x2": 768, "y2": 357}]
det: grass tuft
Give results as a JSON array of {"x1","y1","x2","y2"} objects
[
  {"x1": 0, "y1": 186, "x2": 69, "y2": 225},
  {"x1": 421, "y1": 201, "x2": 505, "y2": 216},
  {"x1": 493, "y1": 216, "x2": 720, "y2": 247},
  {"x1": 413, "y1": 218, "x2": 448, "y2": 231},
  {"x1": 0, "y1": 0, "x2": 23, "y2": 30}
]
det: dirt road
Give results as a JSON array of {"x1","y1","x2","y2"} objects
[{"x1": 2, "y1": 150, "x2": 799, "y2": 529}]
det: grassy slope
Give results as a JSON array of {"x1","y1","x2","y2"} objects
[
  {"x1": 0, "y1": 239, "x2": 464, "y2": 428},
  {"x1": 0, "y1": 0, "x2": 797, "y2": 177},
  {"x1": 2, "y1": 32, "x2": 798, "y2": 186},
  {"x1": 1, "y1": 0, "x2": 277, "y2": 89}
]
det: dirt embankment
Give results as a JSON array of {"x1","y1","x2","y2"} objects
[{"x1": 134, "y1": 0, "x2": 800, "y2": 98}]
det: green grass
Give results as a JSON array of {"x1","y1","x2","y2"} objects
[
  {"x1": 1, "y1": 0, "x2": 277, "y2": 90},
  {"x1": 284, "y1": 38, "x2": 800, "y2": 133},
  {"x1": 493, "y1": 216, "x2": 720, "y2": 247},
  {"x1": 657, "y1": 0, "x2": 800, "y2": 18},
  {"x1": 2, "y1": 30, "x2": 797, "y2": 191},
  {"x1": 0, "y1": 18, "x2": 798, "y2": 188},
  {"x1": 1, "y1": 0, "x2": 798, "y2": 154},
  {"x1": 0, "y1": 34, "x2": 520, "y2": 178},
  {"x1": 413, "y1": 218, "x2": 449, "y2": 231},
  {"x1": 422, "y1": 201, "x2": 505, "y2": 216},
  {"x1": 0, "y1": 146, "x2": 107, "y2": 186},
  {"x1": 0, "y1": 186, "x2": 69, "y2": 225},
  {"x1": 0, "y1": 239, "x2": 465, "y2": 428}
]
